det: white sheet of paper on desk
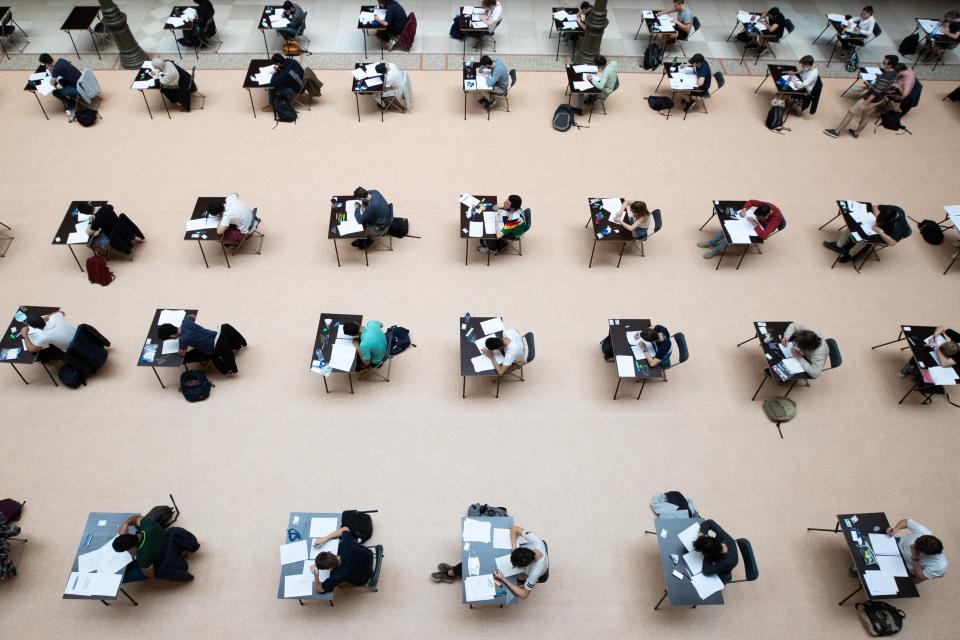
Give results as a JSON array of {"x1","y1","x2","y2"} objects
[
  {"x1": 863, "y1": 570, "x2": 898, "y2": 596},
  {"x1": 186, "y1": 218, "x2": 216, "y2": 232},
  {"x1": 362, "y1": 66, "x2": 380, "y2": 78},
  {"x1": 471, "y1": 354, "x2": 494, "y2": 373},
  {"x1": 64, "y1": 571, "x2": 123, "y2": 597},
  {"x1": 778, "y1": 357, "x2": 805, "y2": 375},
  {"x1": 36, "y1": 80, "x2": 55, "y2": 96},
  {"x1": 573, "y1": 80, "x2": 593, "y2": 91},
  {"x1": 364, "y1": 76, "x2": 383, "y2": 87},
  {"x1": 337, "y1": 220, "x2": 363, "y2": 236},
  {"x1": 158, "y1": 309, "x2": 186, "y2": 327},
  {"x1": 483, "y1": 210, "x2": 497, "y2": 234},
  {"x1": 309, "y1": 517, "x2": 339, "y2": 539},
  {"x1": 827, "y1": 13, "x2": 846, "y2": 23},
  {"x1": 270, "y1": 17, "x2": 290, "y2": 28},
  {"x1": 77, "y1": 538, "x2": 130, "y2": 575},
  {"x1": 464, "y1": 574, "x2": 496, "y2": 601},
  {"x1": 616, "y1": 355, "x2": 634, "y2": 378},
  {"x1": 359, "y1": 11, "x2": 375, "y2": 23},
  {"x1": 459, "y1": 193, "x2": 480, "y2": 207},
  {"x1": 868, "y1": 533, "x2": 900, "y2": 556},
  {"x1": 259, "y1": 64, "x2": 276, "y2": 75},
  {"x1": 670, "y1": 77, "x2": 697, "y2": 90},
  {"x1": 167, "y1": 16, "x2": 186, "y2": 27},
  {"x1": 280, "y1": 540, "x2": 309, "y2": 565},
  {"x1": 29, "y1": 72, "x2": 46, "y2": 81},
  {"x1": 328, "y1": 341, "x2": 356, "y2": 372},
  {"x1": 631, "y1": 344, "x2": 644, "y2": 361},
  {"x1": 918, "y1": 19, "x2": 940, "y2": 35},
  {"x1": 470, "y1": 20, "x2": 486, "y2": 28},
  {"x1": 468, "y1": 221, "x2": 483, "y2": 238},
  {"x1": 776, "y1": 342, "x2": 795, "y2": 358},
  {"x1": 553, "y1": 10, "x2": 570, "y2": 20},
  {"x1": 352, "y1": 67, "x2": 367, "y2": 81},
  {"x1": 927, "y1": 366, "x2": 959, "y2": 385},
  {"x1": 462, "y1": 6, "x2": 475, "y2": 15},
  {"x1": 736, "y1": 10, "x2": 751, "y2": 23},
  {"x1": 309, "y1": 537, "x2": 339, "y2": 560},
  {"x1": 255, "y1": 72, "x2": 273, "y2": 86},
  {"x1": 572, "y1": 64, "x2": 597, "y2": 74},
  {"x1": 690, "y1": 572, "x2": 724, "y2": 599},
  {"x1": 132, "y1": 79, "x2": 154, "y2": 90},
  {"x1": 462, "y1": 518, "x2": 492, "y2": 543},
  {"x1": 683, "y1": 550, "x2": 704, "y2": 575},
  {"x1": 876, "y1": 554, "x2": 908, "y2": 577},
  {"x1": 492, "y1": 528, "x2": 511, "y2": 549},
  {"x1": 65, "y1": 231, "x2": 87, "y2": 245},
  {"x1": 283, "y1": 574, "x2": 314, "y2": 598},
  {"x1": 159, "y1": 338, "x2": 180, "y2": 355},
  {"x1": 599, "y1": 198, "x2": 621, "y2": 214},
  {"x1": 140, "y1": 61, "x2": 154, "y2": 70},
  {"x1": 563, "y1": 20, "x2": 579, "y2": 29},
  {"x1": 494, "y1": 553, "x2": 523, "y2": 577},
  {"x1": 479, "y1": 317, "x2": 504, "y2": 335},
  {"x1": 678, "y1": 522, "x2": 700, "y2": 552},
  {"x1": 657, "y1": 17, "x2": 675, "y2": 31},
  {"x1": 642, "y1": 10, "x2": 655, "y2": 19}
]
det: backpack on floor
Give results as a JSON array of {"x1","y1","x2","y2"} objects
[
  {"x1": 898, "y1": 32, "x2": 919, "y2": 57},
  {"x1": 856, "y1": 601, "x2": 905, "y2": 636},
  {"x1": 845, "y1": 50, "x2": 860, "y2": 73},
  {"x1": 389, "y1": 217, "x2": 410, "y2": 238},
  {"x1": 274, "y1": 98, "x2": 297, "y2": 124},
  {"x1": 765, "y1": 101, "x2": 790, "y2": 133},
  {"x1": 763, "y1": 396, "x2": 796, "y2": 422},
  {"x1": 0, "y1": 499, "x2": 24, "y2": 522},
  {"x1": 880, "y1": 110, "x2": 910, "y2": 134},
  {"x1": 449, "y1": 17, "x2": 464, "y2": 39},
  {"x1": 86, "y1": 255, "x2": 115, "y2": 286},
  {"x1": 341, "y1": 509, "x2": 377, "y2": 543},
  {"x1": 552, "y1": 103, "x2": 578, "y2": 132},
  {"x1": 467, "y1": 503, "x2": 508, "y2": 517},
  {"x1": 642, "y1": 43, "x2": 663, "y2": 70},
  {"x1": 918, "y1": 219, "x2": 944, "y2": 245},
  {"x1": 75, "y1": 106, "x2": 98, "y2": 127},
  {"x1": 179, "y1": 370, "x2": 213, "y2": 402},
  {"x1": 647, "y1": 96, "x2": 674, "y2": 111},
  {"x1": 600, "y1": 336, "x2": 614, "y2": 361},
  {"x1": 58, "y1": 365, "x2": 87, "y2": 389},
  {"x1": 387, "y1": 325, "x2": 415, "y2": 355}
]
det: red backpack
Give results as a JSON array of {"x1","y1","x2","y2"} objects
[
  {"x1": 86, "y1": 255, "x2": 115, "y2": 286},
  {"x1": 397, "y1": 12, "x2": 417, "y2": 51}
]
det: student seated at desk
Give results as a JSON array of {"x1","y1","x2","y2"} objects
[
  {"x1": 921, "y1": 11, "x2": 960, "y2": 60},
  {"x1": 178, "y1": 0, "x2": 215, "y2": 48},
  {"x1": 432, "y1": 525, "x2": 549, "y2": 601},
  {"x1": 696, "y1": 200, "x2": 782, "y2": 260},
  {"x1": 659, "y1": 0, "x2": 694, "y2": 45},
  {"x1": 375, "y1": 0, "x2": 408, "y2": 51},
  {"x1": 84, "y1": 203, "x2": 147, "y2": 255},
  {"x1": 470, "y1": 0, "x2": 503, "y2": 50},
  {"x1": 742, "y1": 7, "x2": 785, "y2": 55},
  {"x1": 676, "y1": 54, "x2": 711, "y2": 113},
  {"x1": 615, "y1": 200, "x2": 655, "y2": 250},
  {"x1": 373, "y1": 62, "x2": 411, "y2": 110},
  {"x1": 311, "y1": 526, "x2": 374, "y2": 592},
  {"x1": 21, "y1": 310, "x2": 77, "y2": 363},
  {"x1": 150, "y1": 57, "x2": 197, "y2": 112},
  {"x1": 783, "y1": 55, "x2": 819, "y2": 114},
  {"x1": 693, "y1": 519, "x2": 739, "y2": 583},
  {"x1": 781, "y1": 322, "x2": 828, "y2": 378},
  {"x1": 478, "y1": 194, "x2": 526, "y2": 254},
  {"x1": 840, "y1": 6, "x2": 875, "y2": 51},
  {"x1": 822, "y1": 204, "x2": 908, "y2": 263},
  {"x1": 889, "y1": 63, "x2": 917, "y2": 112},
  {"x1": 823, "y1": 54, "x2": 897, "y2": 138},
  {"x1": 476, "y1": 55, "x2": 510, "y2": 111},
  {"x1": 264, "y1": 53, "x2": 303, "y2": 111},
  {"x1": 351, "y1": 186, "x2": 393, "y2": 248},
  {"x1": 39, "y1": 53, "x2": 81, "y2": 120},
  {"x1": 213, "y1": 193, "x2": 255, "y2": 246},
  {"x1": 157, "y1": 314, "x2": 247, "y2": 373},
  {"x1": 928, "y1": 326, "x2": 960, "y2": 368},
  {"x1": 342, "y1": 320, "x2": 387, "y2": 370},
  {"x1": 481, "y1": 328, "x2": 525, "y2": 375},
  {"x1": 884, "y1": 518, "x2": 947, "y2": 583},
  {"x1": 112, "y1": 513, "x2": 200, "y2": 582},
  {"x1": 278, "y1": 1, "x2": 306, "y2": 41},
  {"x1": 572, "y1": 55, "x2": 618, "y2": 112},
  {"x1": 637, "y1": 324, "x2": 672, "y2": 368}
]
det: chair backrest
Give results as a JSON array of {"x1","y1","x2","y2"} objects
[
  {"x1": 522, "y1": 331, "x2": 535, "y2": 364},
  {"x1": 691, "y1": 16, "x2": 701, "y2": 33},
  {"x1": 872, "y1": 22, "x2": 882, "y2": 38},
  {"x1": 517, "y1": 208, "x2": 532, "y2": 234},
  {"x1": 77, "y1": 69, "x2": 101, "y2": 102},
  {"x1": 825, "y1": 338, "x2": 842, "y2": 369},
  {"x1": 508, "y1": 69, "x2": 517, "y2": 88},
  {"x1": 673, "y1": 331, "x2": 688, "y2": 366},
  {"x1": 736, "y1": 538, "x2": 759, "y2": 582},
  {"x1": 776, "y1": 217, "x2": 787, "y2": 232},
  {"x1": 783, "y1": 18, "x2": 795, "y2": 35},
  {"x1": 651, "y1": 208, "x2": 663, "y2": 234},
  {"x1": 365, "y1": 544, "x2": 384, "y2": 590},
  {"x1": 249, "y1": 208, "x2": 261, "y2": 233},
  {"x1": 713, "y1": 71, "x2": 725, "y2": 91}
]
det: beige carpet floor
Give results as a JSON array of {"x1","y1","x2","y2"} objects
[{"x1": 0, "y1": 68, "x2": 958, "y2": 639}]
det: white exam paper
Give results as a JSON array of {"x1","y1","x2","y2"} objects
[
  {"x1": 869, "y1": 533, "x2": 900, "y2": 556},
  {"x1": 158, "y1": 309, "x2": 187, "y2": 327},
  {"x1": 863, "y1": 570, "x2": 898, "y2": 596},
  {"x1": 161, "y1": 339, "x2": 180, "y2": 355},
  {"x1": 616, "y1": 355, "x2": 634, "y2": 377},
  {"x1": 495, "y1": 554, "x2": 523, "y2": 577},
  {"x1": 690, "y1": 572, "x2": 724, "y2": 599},
  {"x1": 492, "y1": 528, "x2": 511, "y2": 549},
  {"x1": 328, "y1": 341, "x2": 356, "y2": 372},
  {"x1": 309, "y1": 517, "x2": 339, "y2": 539},
  {"x1": 464, "y1": 574, "x2": 496, "y2": 601},
  {"x1": 471, "y1": 354, "x2": 494, "y2": 373},
  {"x1": 462, "y1": 518, "x2": 492, "y2": 543},
  {"x1": 479, "y1": 317, "x2": 504, "y2": 335},
  {"x1": 283, "y1": 574, "x2": 314, "y2": 598},
  {"x1": 677, "y1": 522, "x2": 701, "y2": 552},
  {"x1": 280, "y1": 540, "x2": 309, "y2": 565}
]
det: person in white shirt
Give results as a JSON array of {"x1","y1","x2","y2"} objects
[
  {"x1": 780, "y1": 322, "x2": 829, "y2": 378},
  {"x1": 841, "y1": 5, "x2": 875, "y2": 50},
  {"x1": 481, "y1": 328, "x2": 525, "y2": 375},
  {"x1": 784, "y1": 55, "x2": 818, "y2": 113},
  {"x1": 473, "y1": 0, "x2": 502, "y2": 49},
  {"x1": 215, "y1": 193, "x2": 255, "y2": 245},
  {"x1": 886, "y1": 518, "x2": 947, "y2": 583},
  {"x1": 373, "y1": 62, "x2": 410, "y2": 109},
  {"x1": 22, "y1": 310, "x2": 77, "y2": 354}
]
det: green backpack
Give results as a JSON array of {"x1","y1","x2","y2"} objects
[{"x1": 763, "y1": 396, "x2": 796, "y2": 423}]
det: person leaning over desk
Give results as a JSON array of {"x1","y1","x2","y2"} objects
[
  {"x1": 481, "y1": 327, "x2": 525, "y2": 376},
  {"x1": 884, "y1": 519, "x2": 947, "y2": 583},
  {"x1": 478, "y1": 194, "x2": 526, "y2": 254},
  {"x1": 342, "y1": 320, "x2": 388, "y2": 371},
  {"x1": 821, "y1": 204, "x2": 908, "y2": 263},
  {"x1": 111, "y1": 513, "x2": 200, "y2": 582},
  {"x1": 351, "y1": 186, "x2": 393, "y2": 249},
  {"x1": 615, "y1": 200, "x2": 655, "y2": 251},
  {"x1": 696, "y1": 200, "x2": 781, "y2": 260},
  {"x1": 780, "y1": 323, "x2": 827, "y2": 377},
  {"x1": 694, "y1": 519, "x2": 739, "y2": 583},
  {"x1": 311, "y1": 526, "x2": 374, "y2": 592},
  {"x1": 675, "y1": 53, "x2": 711, "y2": 113}
]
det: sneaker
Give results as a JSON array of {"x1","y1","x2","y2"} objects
[
  {"x1": 837, "y1": 254, "x2": 852, "y2": 263},
  {"x1": 66, "y1": 109, "x2": 76, "y2": 122},
  {"x1": 484, "y1": 98, "x2": 498, "y2": 110},
  {"x1": 385, "y1": 38, "x2": 397, "y2": 52},
  {"x1": 696, "y1": 240, "x2": 713, "y2": 249},
  {"x1": 477, "y1": 245, "x2": 490, "y2": 253},
  {"x1": 823, "y1": 128, "x2": 839, "y2": 138},
  {"x1": 682, "y1": 100, "x2": 694, "y2": 113},
  {"x1": 431, "y1": 571, "x2": 454, "y2": 583},
  {"x1": 849, "y1": 129, "x2": 859, "y2": 138},
  {"x1": 822, "y1": 241, "x2": 843, "y2": 254},
  {"x1": 703, "y1": 248, "x2": 721, "y2": 259},
  {"x1": 438, "y1": 563, "x2": 453, "y2": 573}
]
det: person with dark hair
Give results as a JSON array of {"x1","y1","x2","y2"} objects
[
  {"x1": 823, "y1": 204, "x2": 909, "y2": 263},
  {"x1": 157, "y1": 314, "x2": 217, "y2": 365},
  {"x1": 178, "y1": 0, "x2": 216, "y2": 47},
  {"x1": 21, "y1": 309, "x2": 76, "y2": 356},
  {"x1": 635, "y1": 324, "x2": 672, "y2": 368},
  {"x1": 278, "y1": 1, "x2": 306, "y2": 41},
  {"x1": 885, "y1": 518, "x2": 947, "y2": 582},
  {"x1": 310, "y1": 526, "x2": 373, "y2": 592},
  {"x1": 781, "y1": 323, "x2": 828, "y2": 378},
  {"x1": 86, "y1": 203, "x2": 146, "y2": 255},
  {"x1": 824, "y1": 54, "x2": 897, "y2": 138},
  {"x1": 746, "y1": 7, "x2": 785, "y2": 55},
  {"x1": 342, "y1": 320, "x2": 388, "y2": 369},
  {"x1": 481, "y1": 327, "x2": 526, "y2": 375},
  {"x1": 478, "y1": 194, "x2": 526, "y2": 254},
  {"x1": 615, "y1": 200, "x2": 654, "y2": 250},
  {"x1": 922, "y1": 10, "x2": 960, "y2": 60},
  {"x1": 890, "y1": 63, "x2": 916, "y2": 109},
  {"x1": 372, "y1": 61, "x2": 408, "y2": 109},
  {"x1": 658, "y1": 0, "x2": 694, "y2": 45},
  {"x1": 697, "y1": 199, "x2": 782, "y2": 260},
  {"x1": 840, "y1": 5, "x2": 875, "y2": 51},
  {"x1": 375, "y1": 0, "x2": 407, "y2": 51},
  {"x1": 927, "y1": 326, "x2": 960, "y2": 368},
  {"x1": 264, "y1": 52, "x2": 303, "y2": 111},
  {"x1": 476, "y1": 55, "x2": 510, "y2": 110},
  {"x1": 574, "y1": 1, "x2": 592, "y2": 29},
  {"x1": 572, "y1": 54, "x2": 617, "y2": 112},
  {"x1": 433, "y1": 525, "x2": 548, "y2": 601},
  {"x1": 111, "y1": 513, "x2": 200, "y2": 582},
  {"x1": 676, "y1": 53, "x2": 711, "y2": 113},
  {"x1": 693, "y1": 519, "x2": 739, "y2": 583},
  {"x1": 350, "y1": 186, "x2": 393, "y2": 248},
  {"x1": 783, "y1": 55, "x2": 818, "y2": 113},
  {"x1": 39, "y1": 53, "x2": 81, "y2": 119}
]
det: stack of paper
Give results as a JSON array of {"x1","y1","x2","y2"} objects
[
  {"x1": 927, "y1": 366, "x2": 959, "y2": 385},
  {"x1": 462, "y1": 518, "x2": 492, "y2": 543},
  {"x1": 36, "y1": 79, "x2": 55, "y2": 96},
  {"x1": 359, "y1": 11, "x2": 376, "y2": 23},
  {"x1": 270, "y1": 16, "x2": 290, "y2": 28},
  {"x1": 158, "y1": 309, "x2": 187, "y2": 327},
  {"x1": 492, "y1": 528, "x2": 511, "y2": 549},
  {"x1": 64, "y1": 572, "x2": 123, "y2": 597},
  {"x1": 464, "y1": 574, "x2": 496, "y2": 601},
  {"x1": 471, "y1": 354, "x2": 494, "y2": 372},
  {"x1": 132, "y1": 79, "x2": 155, "y2": 90},
  {"x1": 462, "y1": 6, "x2": 476, "y2": 15},
  {"x1": 460, "y1": 193, "x2": 481, "y2": 208},
  {"x1": 186, "y1": 217, "x2": 218, "y2": 232},
  {"x1": 471, "y1": 20, "x2": 486, "y2": 28},
  {"x1": 657, "y1": 16, "x2": 675, "y2": 31},
  {"x1": 255, "y1": 72, "x2": 273, "y2": 86},
  {"x1": 723, "y1": 216, "x2": 757, "y2": 244},
  {"x1": 167, "y1": 16, "x2": 186, "y2": 27},
  {"x1": 76, "y1": 538, "x2": 132, "y2": 576},
  {"x1": 553, "y1": 10, "x2": 570, "y2": 21},
  {"x1": 573, "y1": 80, "x2": 593, "y2": 91},
  {"x1": 778, "y1": 357, "x2": 805, "y2": 375},
  {"x1": 562, "y1": 20, "x2": 579, "y2": 29},
  {"x1": 309, "y1": 517, "x2": 339, "y2": 539},
  {"x1": 736, "y1": 10, "x2": 752, "y2": 23},
  {"x1": 479, "y1": 317, "x2": 504, "y2": 335},
  {"x1": 827, "y1": 13, "x2": 847, "y2": 25}
]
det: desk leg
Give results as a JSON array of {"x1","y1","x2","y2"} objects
[
  {"x1": 356, "y1": 93, "x2": 361, "y2": 122},
  {"x1": 654, "y1": 590, "x2": 668, "y2": 611},
  {"x1": 247, "y1": 88, "x2": 256, "y2": 118},
  {"x1": 698, "y1": 211, "x2": 715, "y2": 231},
  {"x1": 715, "y1": 244, "x2": 726, "y2": 270},
  {"x1": 784, "y1": 379, "x2": 798, "y2": 398},
  {"x1": 464, "y1": 91, "x2": 467, "y2": 120},
  {"x1": 197, "y1": 240, "x2": 210, "y2": 268},
  {"x1": 261, "y1": 29, "x2": 269, "y2": 57},
  {"x1": 159, "y1": 90, "x2": 171, "y2": 119},
  {"x1": 89, "y1": 28, "x2": 101, "y2": 60},
  {"x1": 806, "y1": 521, "x2": 841, "y2": 533},
  {"x1": 495, "y1": 375, "x2": 501, "y2": 398},
  {"x1": 221, "y1": 242, "x2": 231, "y2": 269},
  {"x1": 840, "y1": 78, "x2": 859, "y2": 98},
  {"x1": 943, "y1": 253, "x2": 959, "y2": 276},
  {"x1": 838, "y1": 585, "x2": 862, "y2": 607},
  {"x1": 0, "y1": 38, "x2": 7, "y2": 61},
  {"x1": 152, "y1": 366, "x2": 166, "y2": 389},
  {"x1": 10, "y1": 363, "x2": 28, "y2": 385},
  {"x1": 363, "y1": 31, "x2": 368, "y2": 57},
  {"x1": 616, "y1": 241, "x2": 625, "y2": 268},
  {"x1": 588, "y1": 240, "x2": 597, "y2": 268},
  {"x1": 323, "y1": 376, "x2": 330, "y2": 394},
  {"x1": 465, "y1": 239, "x2": 469, "y2": 265},
  {"x1": 333, "y1": 238, "x2": 342, "y2": 268},
  {"x1": 898, "y1": 382, "x2": 918, "y2": 405},
  {"x1": 870, "y1": 331, "x2": 904, "y2": 350},
  {"x1": 751, "y1": 370, "x2": 770, "y2": 401},
  {"x1": 635, "y1": 377, "x2": 647, "y2": 400},
  {"x1": 298, "y1": 599, "x2": 304, "y2": 606},
  {"x1": 348, "y1": 374, "x2": 354, "y2": 394},
  {"x1": 41, "y1": 363, "x2": 58, "y2": 386},
  {"x1": 119, "y1": 588, "x2": 139, "y2": 606},
  {"x1": 754, "y1": 70, "x2": 770, "y2": 94},
  {"x1": 69, "y1": 245, "x2": 83, "y2": 272},
  {"x1": 817, "y1": 211, "x2": 842, "y2": 231},
  {"x1": 463, "y1": 37, "x2": 466, "y2": 61},
  {"x1": 556, "y1": 34, "x2": 561, "y2": 61},
  {"x1": 364, "y1": 238, "x2": 370, "y2": 267},
  {"x1": 100, "y1": 599, "x2": 109, "y2": 606},
  {"x1": 736, "y1": 334, "x2": 758, "y2": 347},
  {"x1": 380, "y1": 35, "x2": 384, "y2": 60},
  {"x1": 735, "y1": 245, "x2": 749, "y2": 270},
  {"x1": 812, "y1": 23, "x2": 830, "y2": 45},
  {"x1": 141, "y1": 90, "x2": 154, "y2": 120},
  {"x1": 379, "y1": 96, "x2": 384, "y2": 123},
  {"x1": 462, "y1": 376, "x2": 466, "y2": 398},
  {"x1": 66, "y1": 30, "x2": 81, "y2": 59},
  {"x1": 34, "y1": 92, "x2": 49, "y2": 120},
  {"x1": 613, "y1": 378, "x2": 621, "y2": 399},
  {"x1": 173, "y1": 31, "x2": 183, "y2": 60},
  {"x1": 486, "y1": 243, "x2": 491, "y2": 267}
]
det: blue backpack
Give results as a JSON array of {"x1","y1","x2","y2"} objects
[{"x1": 179, "y1": 370, "x2": 213, "y2": 402}]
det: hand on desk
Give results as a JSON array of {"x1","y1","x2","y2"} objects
[
  {"x1": 310, "y1": 564, "x2": 319, "y2": 576},
  {"x1": 492, "y1": 570, "x2": 504, "y2": 586}
]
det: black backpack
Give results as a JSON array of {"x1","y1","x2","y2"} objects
[
  {"x1": 845, "y1": 50, "x2": 859, "y2": 73},
  {"x1": 145, "y1": 504, "x2": 177, "y2": 529},
  {"x1": 552, "y1": 103, "x2": 578, "y2": 132},
  {"x1": 600, "y1": 336, "x2": 614, "y2": 361},
  {"x1": 75, "y1": 106, "x2": 97, "y2": 127},
  {"x1": 467, "y1": 503, "x2": 508, "y2": 517},
  {"x1": 273, "y1": 98, "x2": 297, "y2": 123},
  {"x1": 387, "y1": 325, "x2": 415, "y2": 355},
  {"x1": 389, "y1": 217, "x2": 409, "y2": 238},
  {"x1": 765, "y1": 104, "x2": 789, "y2": 132},
  {"x1": 179, "y1": 370, "x2": 213, "y2": 402},
  {"x1": 880, "y1": 110, "x2": 911, "y2": 134},
  {"x1": 918, "y1": 219, "x2": 944, "y2": 245},
  {"x1": 647, "y1": 96, "x2": 673, "y2": 111},
  {"x1": 642, "y1": 43, "x2": 663, "y2": 70},
  {"x1": 341, "y1": 509, "x2": 377, "y2": 543},
  {"x1": 58, "y1": 365, "x2": 87, "y2": 389},
  {"x1": 857, "y1": 601, "x2": 905, "y2": 636},
  {"x1": 0, "y1": 499, "x2": 24, "y2": 522},
  {"x1": 898, "y1": 32, "x2": 919, "y2": 56}
]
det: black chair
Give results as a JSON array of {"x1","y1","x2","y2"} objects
[
  {"x1": 0, "y1": 220, "x2": 13, "y2": 257},
  {"x1": 728, "y1": 538, "x2": 759, "y2": 584},
  {"x1": 362, "y1": 544, "x2": 384, "y2": 591},
  {"x1": 663, "y1": 331, "x2": 689, "y2": 382},
  {"x1": 496, "y1": 208, "x2": 531, "y2": 256},
  {"x1": 587, "y1": 77, "x2": 618, "y2": 123},
  {"x1": 369, "y1": 203, "x2": 395, "y2": 252},
  {"x1": 225, "y1": 210, "x2": 265, "y2": 263},
  {"x1": 189, "y1": 66, "x2": 207, "y2": 110},
  {"x1": 488, "y1": 69, "x2": 517, "y2": 120},
  {"x1": 824, "y1": 338, "x2": 842, "y2": 372},
  {"x1": 684, "y1": 71, "x2": 724, "y2": 120}
]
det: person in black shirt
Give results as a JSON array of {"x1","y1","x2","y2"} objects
[
  {"x1": 178, "y1": 0, "x2": 215, "y2": 47},
  {"x1": 746, "y1": 7, "x2": 785, "y2": 55},
  {"x1": 265, "y1": 53, "x2": 303, "y2": 111},
  {"x1": 311, "y1": 527, "x2": 373, "y2": 592},
  {"x1": 693, "y1": 519, "x2": 739, "y2": 583}
]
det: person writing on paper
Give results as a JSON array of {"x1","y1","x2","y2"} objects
[
  {"x1": 697, "y1": 200, "x2": 782, "y2": 260},
  {"x1": 822, "y1": 204, "x2": 908, "y2": 263},
  {"x1": 214, "y1": 193, "x2": 255, "y2": 246},
  {"x1": 481, "y1": 329, "x2": 525, "y2": 375},
  {"x1": 278, "y1": 1, "x2": 306, "y2": 41},
  {"x1": 373, "y1": 62, "x2": 409, "y2": 110},
  {"x1": 157, "y1": 314, "x2": 216, "y2": 365},
  {"x1": 375, "y1": 0, "x2": 407, "y2": 51},
  {"x1": 580, "y1": 55, "x2": 618, "y2": 110},
  {"x1": 676, "y1": 53, "x2": 711, "y2": 113},
  {"x1": 478, "y1": 194, "x2": 526, "y2": 254},
  {"x1": 264, "y1": 52, "x2": 303, "y2": 111},
  {"x1": 885, "y1": 519, "x2": 947, "y2": 583},
  {"x1": 342, "y1": 320, "x2": 388, "y2": 370},
  {"x1": 693, "y1": 519, "x2": 739, "y2": 583},
  {"x1": 922, "y1": 11, "x2": 960, "y2": 60},
  {"x1": 21, "y1": 310, "x2": 77, "y2": 362},
  {"x1": 351, "y1": 186, "x2": 393, "y2": 248},
  {"x1": 470, "y1": 0, "x2": 503, "y2": 50},
  {"x1": 659, "y1": 0, "x2": 694, "y2": 45},
  {"x1": 823, "y1": 54, "x2": 897, "y2": 138},
  {"x1": 783, "y1": 56, "x2": 818, "y2": 113},
  {"x1": 311, "y1": 526, "x2": 373, "y2": 592},
  {"x1": 150, "y1": 57, "x2": 197, "y2": 111},
  {"x1": 178, "y1": 0, "x2": 215, "y2": 48},
  {"x1": 840, "y1": 6, "x2": 875, "y2": 51},
  {"x1": 476, "y1": 55, "x2": 509, "y2": 111},
  {"x1": 574, "y1": 2, "x2": 592, "y2": 29},
  {"x1": 745, "y1": 7, "x2": 785, "y2": 55},
  {"x1": 112, "y1": 513, "x2": 200, "y2": 582},
  {"x1": 635, "y1": 325, "x2": 672, "y2": 368},
  {"x1": 616, "y1": 200, "x2": 655, "y2": 250},
  {"x1": 927, "y1": 326, "x2": 960, "y2": 367},
  {"x1": 39, "y1": 53, "x2": 81, "y2": 120},
  {"x1": 781, "y1": 323, "x2": 828, "y2": 378}
]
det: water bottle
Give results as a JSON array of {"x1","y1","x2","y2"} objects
[{"x1": 464, "y1": 311, "x2": 472, "y2": 325}]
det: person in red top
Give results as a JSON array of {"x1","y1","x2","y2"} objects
[{"x1": 697, "y1": 200, "x2": 783, "y2": 259}]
